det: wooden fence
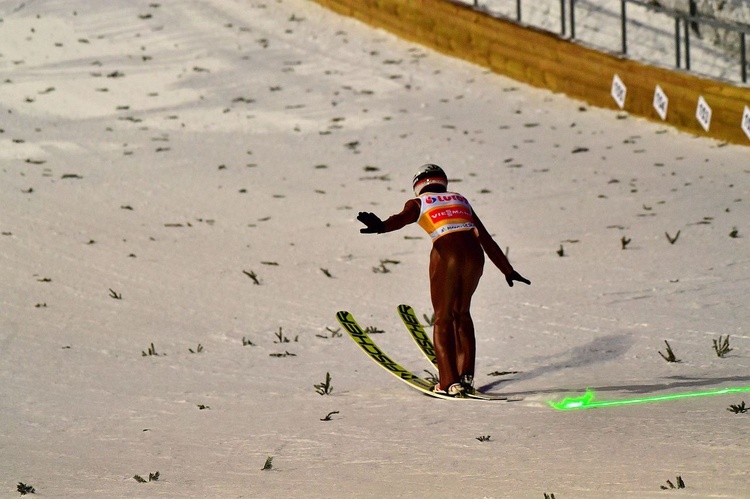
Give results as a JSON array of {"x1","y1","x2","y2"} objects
[{"x1": 312, "y1": 0, "x2": 750, "y2": 145}]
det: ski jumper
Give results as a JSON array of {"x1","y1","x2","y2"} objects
[
  {"x1": 356, "y1": 164, "x2": 530, "y2": 396},
  {"x1": 417, "y1": 192, "x2": 477, "y2": 241}
]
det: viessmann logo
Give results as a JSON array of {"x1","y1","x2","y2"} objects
[{"x1": 429, "y1": 206, "x2": 472, "y2": 222}]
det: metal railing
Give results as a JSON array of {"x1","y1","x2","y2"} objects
[{"x1": 466, "y1": 0, "x2": 750, "y2": 84}]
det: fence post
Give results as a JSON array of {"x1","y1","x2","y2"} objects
[
  {"x1": 675, "y1": 17, "x2": 681, "y2": 69},
  {"x1": 742, "y1": 32, "x2": 747, "y2": 83},
  {"x1": 620, "y1": 0, "x2": 627, "y2": 54},
  {"x1": 570, "y1": 0, "x2": 576, "y2": 39},
  {"x1": 684, "y1": 16, "x2": 691, "y2": 70},
  {"x1": 516, "y1": 0, "x2": 521, "y2": 22},
  {"x1": 560, "y1": 0, "x2": 566, "y2": 36}
]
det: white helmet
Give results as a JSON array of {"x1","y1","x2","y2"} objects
[{"x1": 412, "y1": 164, "x2": 448, "y2": 196}]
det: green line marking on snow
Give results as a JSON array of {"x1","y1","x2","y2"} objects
[{"x1": 548, "y1": 386, "x2": 750, "y2": 411}]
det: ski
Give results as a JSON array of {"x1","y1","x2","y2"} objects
[
  {"x1": 396, "y1": 304, "x2": 511, "y2": 401},
  {"x1": 397, "y1": 304, "x2": 437, "y2": 364},
  {"x1": 336, "y1": 310, "x2": 465, "y2": 400}
]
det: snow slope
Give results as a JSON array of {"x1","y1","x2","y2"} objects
[{"x1": 1, "y1": 0, "x2": 749, "y2": 497}]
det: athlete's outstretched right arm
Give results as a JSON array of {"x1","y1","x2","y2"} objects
[{"x1": 358, "y1": 199, "x2": 420, "y2": 234}]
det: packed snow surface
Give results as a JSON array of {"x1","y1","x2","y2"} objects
[{"x1": 1, "y1": 1, "x2": 749, "y2": 497}]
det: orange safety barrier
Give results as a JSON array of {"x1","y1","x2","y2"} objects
[{"x1": 312, "y1": 0, "x2": 750, "y2": 145}]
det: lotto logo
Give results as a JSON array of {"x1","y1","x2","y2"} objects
[{"x1": 424, "y1": 194, "x2": 468, "y2": 204}]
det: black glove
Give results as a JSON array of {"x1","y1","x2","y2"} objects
[
  {"x1": 506, "y1": 270, "x2": 531, "y2": 287},
  {"x1": 357, "y1": 212, "x2": 385, "y2": 234}
]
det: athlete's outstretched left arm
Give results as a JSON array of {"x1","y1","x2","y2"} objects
[
  {"x1": 473, "y1": 210, "x2": 530, "y2": 287},
  {"x1": 357, "y1": 199, "x2": 420, "y2": 234}
]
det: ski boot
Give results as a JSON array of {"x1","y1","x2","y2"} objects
[
  {"x1": 433, "y1": 382, "x2": 465, "y2": 397},
  {"x1": 459, "y1": 374, "x2": 475, "y2": 395}
]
